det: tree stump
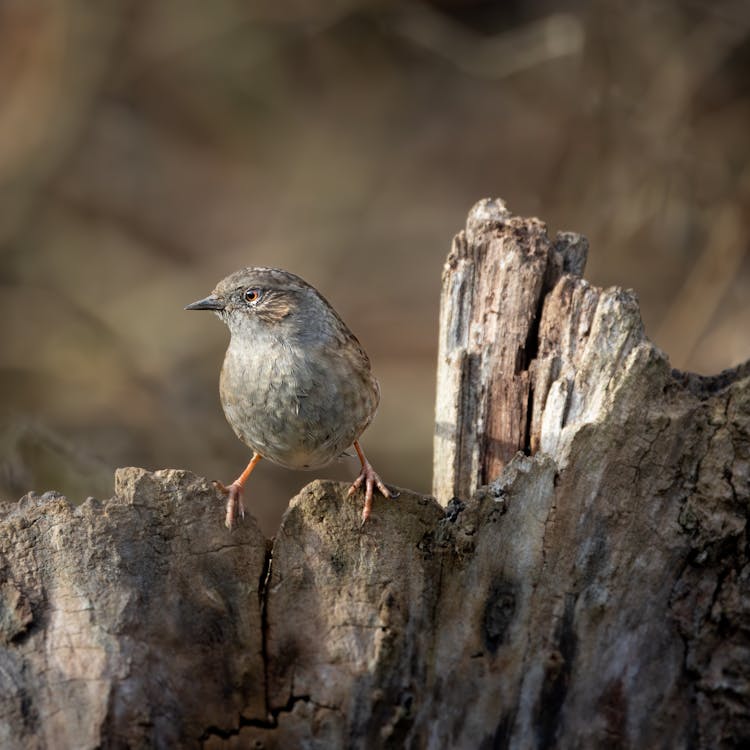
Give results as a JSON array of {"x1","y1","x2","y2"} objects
[{"x1": 1, "y1": 200, "x2": 748, "y2": 749}]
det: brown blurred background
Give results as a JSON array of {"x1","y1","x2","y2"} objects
[{"x1": 1, "y1": 0, "x2": 749, "y2": 534}]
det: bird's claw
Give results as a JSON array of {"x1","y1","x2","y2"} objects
[
  {"x1": 213, "y1": 480, "x2": 245, "y2": 530},
  {"x1": 348, "y1": 463, "x2": 393, "y2": 526}
]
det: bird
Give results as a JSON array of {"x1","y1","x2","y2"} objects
[{"x1": 185, "y1": 266, "x2": 393, "y2": 528}]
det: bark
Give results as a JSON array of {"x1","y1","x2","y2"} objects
[{"x1": 1, "y1": 199, "x2": 749, "y2": 749}]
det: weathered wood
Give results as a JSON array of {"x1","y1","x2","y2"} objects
[
  {"x1": 433, "y1": 197, "x2": 590, "y2": 503},
  {"x1": 0, "y1": 470, "x2": 269, "y2": 749},
  {"x1": 1, "y1": 200, "x2": 748, "y2": 748}
]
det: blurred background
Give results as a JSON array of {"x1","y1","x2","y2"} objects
[{"x1": 1, "y1": 0, "x2": 749, "y2": 534}]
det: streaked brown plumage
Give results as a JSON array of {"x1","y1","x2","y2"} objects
[{"x1": 186, "y1": 267, "x2": 392, "y2": 527}]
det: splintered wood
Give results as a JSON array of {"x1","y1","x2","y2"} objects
[{"x1": 433, "y1": 198, "x2": 591, "y2": 502}]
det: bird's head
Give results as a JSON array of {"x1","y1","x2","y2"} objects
[{"x1": 185, "y1": 267, "x2": 342, "y2": 341}]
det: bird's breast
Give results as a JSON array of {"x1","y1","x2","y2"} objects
[{"x1": 219, "y1": 335, "x2": 378, "y2": 469}]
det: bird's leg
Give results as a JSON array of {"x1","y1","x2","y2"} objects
[
  {"x1": 215, "y1": 452, "x2": 262, "y2": 529},
  {"x1": 347, "y1": 440, "x2": 394, "y2": 525}
]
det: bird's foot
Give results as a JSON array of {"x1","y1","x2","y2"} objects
[
  {"x1": 347, "y1": 462, "x2": 397, "y2": 526},
  {"x1": 214, "y1": 480, "x2": 245, "y2": 530}
]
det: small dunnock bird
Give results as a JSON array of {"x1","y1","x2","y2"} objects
[{"x1": 186, "y1": 267, "x2": 393, "y2": 528}]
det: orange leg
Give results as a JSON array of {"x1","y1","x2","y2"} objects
[
  {"x1": 347, "y1": 440, "x2": 394, "y2": 524},
  {"x1": 215, "y1": 452, "x2": 262, "y2": 529}
]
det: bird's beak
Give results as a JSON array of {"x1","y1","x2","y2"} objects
[{"x1": 185, "y1": 294, "x2": 225, "y2": 311}]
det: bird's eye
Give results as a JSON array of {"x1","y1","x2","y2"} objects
[{"x1": 244, "y1": 288, "x2": 262, "y2": 304}]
